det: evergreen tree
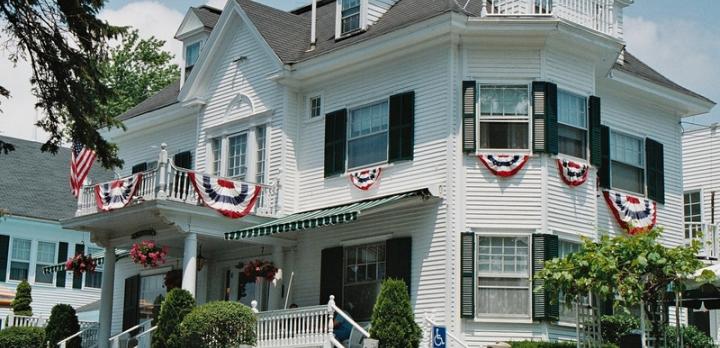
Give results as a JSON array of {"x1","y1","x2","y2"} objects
[
  {"x1": 11, "y1": 280, "x2": 32, "y2": 316},
  {"x1": 369, "y1": 279, "x2": 421, "y2": 348},
  {"x1": 152, "y1": 288, "x2": 195, "y2": 348},
  {"x1": 45, "y1": 304, "x2": 81, "y2": 348}
]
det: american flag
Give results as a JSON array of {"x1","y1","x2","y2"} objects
[{"x1": 70, "y1": 140, "x2": 97, "y2": 197}]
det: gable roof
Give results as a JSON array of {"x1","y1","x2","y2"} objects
[
  {"x1": 0, "y1": 136, "x2": 114, "y2": 221},
  {"x1": 193, "y1": 5, "x2": 222, "y2": 29},
  {"x1": 117, "y1": 79, "x2": 181, "y2": 121}
]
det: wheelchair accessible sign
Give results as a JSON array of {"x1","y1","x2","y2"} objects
[{"x1": 432, "y1": 325, "x2": 447, "y2": 348}]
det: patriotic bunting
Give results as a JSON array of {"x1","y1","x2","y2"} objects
[
  {"x1": 94, "y1": 174, "x2": 143, "y2": 212},
  {"x1": 557, "y1": 158, "x2": 589, "y2": 187},
  {"x1": 477, "y1": 154, "x2": 530, "y2": 177},
  {"x1": 188, "y1": 172, "x2": 262, "y2": 219},
  {"x1": 349, "y1": 168, "x2": 382, "y2": 190},
  {"x1": 603, "y1": 190, "x2": 657, "y2": 235}
]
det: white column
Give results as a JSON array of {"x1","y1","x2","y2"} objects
[
  {"x1": 268, "y1": 245, "x2": 284, "y2": 310},
  {"x1": 98, "y1": 246, "x2": 116, "y2": 348},
  {"x1": 182, "y1": 232, "x2": 198, "y2": 297}
]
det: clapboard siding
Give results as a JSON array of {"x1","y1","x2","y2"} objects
[
  {"x1": 466, "y1": 48, "x2": 541, "y2": 80},
  {"x1": 543, "y1": 47, "x2": 595, "y2": 95},
  {"x1": 367, "y1": 0, "x2": 397, "y2": 25},
  {"x1": 597, "y1": 86, "x2": 684, "y2": 246},
  {"x1": 547, "y1": 163, "x2": 598, "y2": 239},
  {"x1": 683, "y1": 127, "x2": 720, "y2": 225},
  {"x1": 463, "y1": 321, "x2": 576, "y2": 346}
]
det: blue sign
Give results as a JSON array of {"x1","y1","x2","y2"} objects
[{"x1": 432, "y1": 325, "x2": 446, "y2": 348}]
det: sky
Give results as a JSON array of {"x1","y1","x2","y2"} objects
[{"x1": 0, "y1": 0, "x2": 718, "y2": 142}]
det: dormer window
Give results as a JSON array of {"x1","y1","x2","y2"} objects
[
  {"x1": 340, "y1": 0, "x2": 361, "y2": 35},
  {"x1": 185, "y1": 41, "x2": 201, "y2": 76}
]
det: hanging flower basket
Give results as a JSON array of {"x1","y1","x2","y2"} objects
[
  {"x1": 240, "y1": 260, "x2": 278, "y2": 282},
  {"x1": 130, "y1": 240, "x2": 168, "y2": 268},
  {"x1": 65, "y1": 253, "x2": 97, "y2": 274}
]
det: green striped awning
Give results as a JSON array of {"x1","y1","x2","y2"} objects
[
  {"x1": 42, "y1": 249, "x2": 130, "y2": 274},
  {"x1": 225, "y1": 189, "x2": 429, "y2": 240}
]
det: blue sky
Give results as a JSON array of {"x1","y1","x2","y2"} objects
[{"x1": 1, "y1": 0, "x2": 718, "y2": 140}]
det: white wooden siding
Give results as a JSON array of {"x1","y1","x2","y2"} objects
[
  {"x1": 543, "y1": 46, "x2": 595, "y2": 95},
  {"x1": 466, "y1": 48, "x2": 541, "y2": 80},
  {"x1": 683, "y1": 127, "x2": 720, "y2": 225},
  {"x1": 367, "y1": 0, "x2": 397, "y2": 25}
]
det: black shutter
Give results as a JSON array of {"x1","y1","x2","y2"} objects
[
  {"x1": 588, "y1": 96, "x2": 602, "y2": 167},
  {"x1": 319, "y1": 246, "x2": 344, "y2": 306},
  {"x1": 122, "y1": 275, "x2": 141, "y2": 331},
  {"x1": 532, "y1": 81, "x2": 558, "y2": 154},
  {"x1": 532, "y1": 234, "x2": 559, "y2": 321},
  {"x1": 173, "y1": 151, "x2": 193, "y2": 170},
  {"x1": 388, "y1": 92, "x2": 415, "y2": 162},
  {"x1": 0, "y1": 235, "x2": 9, "y2": 282},
  {"x1": 324, "y1": 110, "x2": 347, "y2": 177},
  {"x1": 56, "y1": 242, "x2": 68, "y2": 288},
  {"x1": 385, "y1": 237, "x2": 411, "y2": 293},
  {"x1": 599, "y1": 125, "x2": 611, "y2": 189},
  {"x1": 72, "y1": 244, "x2": 84, "y2": 289},
  {"x1": 462, "y1": 81, "x2": 477, "y2": 153},
  {"x1": 460, "y1": 232, "x2": 475, "y2": 318},
  {"x1": 646, "y1": 138, "x2": 665, "y2": 204},
  {"x1": 131, "y1": 162, "x2": 147, "y2": 174}
]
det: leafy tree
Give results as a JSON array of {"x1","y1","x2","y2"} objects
[
  {"x1": 153, "y1": 288, "x2": 195, "y2": 348},
  {"x1": 536, "y1": 228, "x2": 715, "y2": 347},
  {"x1": 0, "y1": 0, "x2": 125, "y2": 168},
  {"x1": 45, "y1": 304, "x2": 81, "y2": 348},
  {"x1": 369, "y1": 278, "x2": 421, "y2": 348},
  {"x1": 11, "y1": 280, "x2": 32, "y2": 316}
]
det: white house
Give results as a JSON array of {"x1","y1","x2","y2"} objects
[
  {"x1": 0, "y1": 136, "x2": 109, "y2": 324},
  {"x1": 59, "y1": 1, "x2": 715, "y2": 347}
]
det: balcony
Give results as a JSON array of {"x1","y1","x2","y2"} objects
[
  {"x1": 481, "y1": 0, "x2": 621, "y2": 38},
  {"x1": 75, "y1": 144, "x2": 278, "y2": 218},
  {"x1": 684, "y1": 222, "x2": 720, "y2": 261}
]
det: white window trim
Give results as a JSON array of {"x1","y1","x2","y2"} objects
[
  {"x1": 345, "y1": 98, "x2": 391, "y2": 172},
  {"x1": 8, "y1": 237, "x2": 32, "y2": 283},
  {"x1": 475, "y1": 82, "x2": 533, "y2": 154},
  {"x1": 335, "y1": 0, "x2": 368, "y2": 39},
  {"x1": 684, "y1": 189, "x2": 704, "y2": 223},
  {"x1": 473, "y1": 232, "x2": 533, "y2": 320},
  {"x1": 609, "y1": 129, "x2": 647, "y2": 196},
  {"x1": 306, "y1": 93, "x2": 324, "y2": 122},
  {"x1": 205, "y1": 123, "x2": 269, "y2": 183},
  {"x1": 33, "y1": 240, "x2": 57, "y2": 286},
  {"x1": 557, "y1": 89, "x2": 589, "y2": 161}
]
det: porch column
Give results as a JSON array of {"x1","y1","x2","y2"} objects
[
  {"x1": 98, "y1": 245, "x2": 116, "y2": 348},
  {"x1": 182, "y1": 232, "x2": 198, "y2": 297},
  {"x1": 268, "y1": 245, "x2": 284, "y2": 310}
]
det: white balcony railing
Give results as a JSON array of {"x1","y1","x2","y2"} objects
[
  {"x1": 684, "y1": 222, "x2": 720, "y2": 260},
  {"x1": 76, "y1": 144, "x2": 279, "y2": 218},
  {"x1": 480, "y1": 0, "x2": 618, "y2": 37}
]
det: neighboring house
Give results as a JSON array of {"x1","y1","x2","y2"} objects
[
  {"x1": 60, "y1": 1, "x2": 715, "y2": 347},
  {"x1": 0, "y1": 136, "x2": 110, "y2": 321}
]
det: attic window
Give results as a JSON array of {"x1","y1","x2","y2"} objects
[
  {"x1": 340, "y1": 0, "x2": 361, "y2": 34},
  {"x1": 185, "y1": 41, "x2": 201, "y2": 76}
]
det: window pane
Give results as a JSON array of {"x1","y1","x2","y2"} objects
[
  {"x1": 477, "y1": 237, "x2": 529, "y2": 276},
  {"x1": 10, "y1": 262, "x2": 29, "y2": 281},
  {"x1": 558, "y1": 91, "x2": 587, "y2": 128},
  {"x1": 612, "y1": 161, "x2": 645, "y2": 194},
  {"x1": 559, "y1": 124, "x2": 587, "y2": 159},
  {"x1": 611, "y1": 132, "x2": 643, "y2": 166},
  {"x1": 139, "y1": 274, "x2": 166, "y2": 320},
  {"x1": 310, "y1": 96, "x2": 322, "y2": 118},
  {"x1": 477, "y1": 281, "x2": 529, "y2": 315},
  {"x1": 185, "y1": 42, "x2": 200, "y2": 67},
  {"x1": 343, "y1": 282, "x2": 381, "y2": 321},
  {"x1": 479, "y1": 85, "x2": 529, "y2": 116},
  {"x1": 85, "y1": 271, "x2": 102, "y2": 288},
  {"x1": 684, "y1": 192, "x2": 703, "y2": 223},
  {"x1": 227, "y1": 134, "x2": 247, "y2": 179},
  {"x1": 479, "y1": 122, "x2": 528, "y2": 149},
  {"x1": 36, "y1": 242, "x2": 56, "y2": 264},
  {"x1": 343, "y1": 242, "x2": 385, "y2": 321},
  {"x1": 348, "y1": 102, "x2": 389, "y2": 168},
  {"x1": 35, "y1": 265, "x2": 53, "y2": 284},
  {"x1": 211, "y1": 138, "x2": 222, "y2": 176},
  {"x1": 256, "y1": 126, "x2": 267, "y2": 183},
  {"x1": 12, "y1": 239, "x2": 31, "y2": 261}
]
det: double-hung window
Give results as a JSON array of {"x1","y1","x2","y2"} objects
[
  {"x1": 310, "y1": 96, "x2": 322, "y2": 118},
  {"x1": 185, "y1": 41, "x2": 201, "y2": 75},
  {"x1": 210, "y1": 138, "x2": 222, "y2": 176},
  {"x1": 476, "y1": 236, "x2": 530, "y2": 317},
  {"x1": 35, "y1": 242, "x2": 56, "y2": 284},
  {"x1": 10, "y1": 238, "x2": 31, "y2": 281},
  {"x1": 227, "y1": 133, "x2": 248, "y2": 180},
  {"x1": 558, "y1": 240, "x2": 582, "y2": 323},
  {"x1": 347, "y1": 101, "x2": 389, "y2": 169},
  {"x1": 340, "y1": 0, "x2": 361, "y2": 35},
  {"x1": 684, "y1": 191, "x2": 702, "y2": 239},
  {"x1": 208, "y1": 125, "x2": 267, "y2": 182},
  {"x1": 256, "y1": 126, "x2": 267, "y2": 183},
  {"x1": 343, "y1": 242, "x2": 386, "y2": 321},
  {"x1": 478, "y1": 85, "x2": 530, "y2": 150},
  {"x1": 85, "y1": 247, "x2": 103, "y2": 288},
  {"x1": 558, "y1": 91, "x2": 588, "y2": 159},
  {"x1": 610, "y1": 131, "x2": 645, "y2": 194}
]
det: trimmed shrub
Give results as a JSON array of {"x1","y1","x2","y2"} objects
[
  {"x1": 369, "y1": 278, "x2": 422, "y2": 348},
  {"x1": 665, "y1": 325, "x2": 714, "y2": 348},
  {"x1": 600, "y1": 314, "x2": 639, "y2": 345},
  {"x1": 45, "y1": 304, "x2": 81, "y2": 348},
  {"x1": 152, "y1": 288, "x2": 195, "y2": 348},
  {"x1": 0, "y1": 326, "x2": 45, "y2": 348},
  {"x1": 173, "y1": 301, "x2": 256, "y2": 347},
  {"x1": 510, "y1": 342, "x2": 617, "y2": 348},
  {"x1": 151, "y1": 294, "x2": 164, "y2": 326},
  {"x1": 11, "y1": 280, "x2": 32, "y2": 316}
]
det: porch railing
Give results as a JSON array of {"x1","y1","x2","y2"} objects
[
  {"x1": 684, "y1": 222, "x2": 720, "y2": 260},
  {"x1": 76, "y1": 143, "x2": 279, "y2": 218},
  {"x1": 1, "y1": 314, "x2": 46, "y2": 329},
  {"x1": 479, "y1": 0, "x2": 618, "y2": 37},
  {"x1": 57, "y1": 322, "x2": 99, "y2": 348},
  {"x1": 109, "y1": 320, "x2": 153, "y2": 348}
]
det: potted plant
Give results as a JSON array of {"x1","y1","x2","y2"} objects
[
  {"x1": 65, "y1": 253, "x2": 97, "y2": 275},
  {"x1": 130, "y1": 240, "x2": 168, "y2": 268}
]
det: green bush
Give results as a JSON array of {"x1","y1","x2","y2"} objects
[
  {"x1": 600, "y1": 314, "x2": 639, "y2": 345},
  {"x1": 369, "y1": 278, "x2": 421, "y2": 348},
  {"x1": 173, "y1": 301, "x2": 256, "y2": 347},
  {"x1": 510, "y1": 342, "x2": 617, "y2": 348},
  {"x1": 0, "y1": 326, "x2": 45, "y2": 348},
  {"x1": 11, "y1": 280, "x2": 32, "y2": 316},
  {"x1": 45, "y1": 304, "x2": 81, "y2": 348},
  {"x1": 152, "y1": 288, "x2": 195, "y2": 348},
  {"x1": 665, "y1": 325, "x2": 714, "y2": 348},
  {"x1": 151, "y1": 294, "x2": 164, "y2": 326}
]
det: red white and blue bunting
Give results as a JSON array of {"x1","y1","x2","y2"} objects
[
  {"x1": 477, "y1": 154, "x2": 530, "y2": 177},
  {"x1": 94, "y1": 174, "x2": 143, "y2": 212},
  {"x1": 349, "y1": 168, "x2": 382, "y2": 191},
  {"x1": 188, "y1": 172, "x2": 262, "y2": 219},
  {"x1": 557, "y1": 158, "x2": 589, "y2": 187},
  {"x1": 603, "y1": 190, "x2": 657, "y2": 235}
]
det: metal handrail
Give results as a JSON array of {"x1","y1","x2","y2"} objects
[
  {"x1": 133, "y1": 325, "x2": 157, "y2": 339},
  {"x1": 109, "y1": 320, "x2": 152, "y2": 342},
  {"x1": 328, "y1": 295, "x2": 369, "y2": 338},
  {"x1": 57, "y1": 326, "x2": 92, "y2": 347},
  {"x1": 423, "y1": 313, "x2": 470, "y2": 348}
]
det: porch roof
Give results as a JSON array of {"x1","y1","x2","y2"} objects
[
  {"x1": 42, "y1": 249, "x2": 130, "y2": 274},
  {"x1": 224, "y1": 189, "x2": 432, "y2": 240}
]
